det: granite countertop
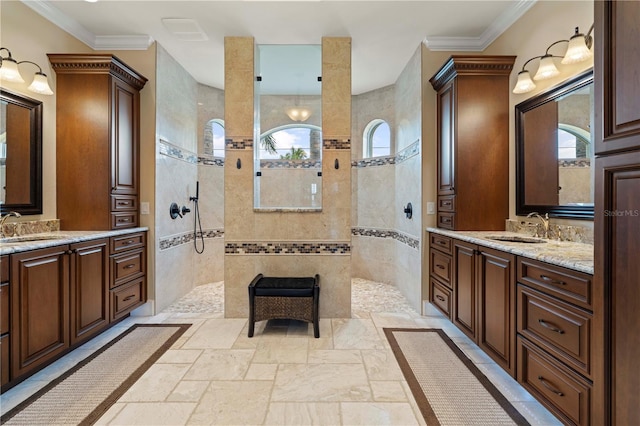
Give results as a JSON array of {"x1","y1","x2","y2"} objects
[
  {"x1": 426, "y1": 227, "x2": 594, "y2": 275},
  {"x1": 0, "y1": 227, "x2": 148, "y2": 255}
]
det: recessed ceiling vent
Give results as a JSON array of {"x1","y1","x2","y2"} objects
[{"x1": 161, "y1": 18, "x2": 208, "y2": 41}]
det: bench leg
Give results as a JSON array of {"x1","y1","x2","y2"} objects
[
  {"x1": 313, "y1": 286, "x2": 320, "y2": 338},
  {"x1": 248, "y1": 286, "x2": 255, "y2": 337}
]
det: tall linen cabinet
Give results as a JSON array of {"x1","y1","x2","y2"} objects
[
  {"x1": 429, "y1": 56, "x2": 515, "y2": 231},
  {"x1": 48, "y1": 54, "x2": 147, "y2": 230},
  {"x1": 593, "y1": 1, "x2": 640, "y2": 424}
]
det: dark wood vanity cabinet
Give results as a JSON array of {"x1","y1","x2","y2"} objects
[
  {"x1": 452, "y1": 240, "x2": 516, "y2": 376},
  {"x1": 48, "y1": 54, "x2": 147, "y2": 231},
  {"x1": 593, "y1": 1, "x2": 640, "y2": 425},
  {"x1": 429, "y1": 56, "x2": 515, "y2": 231},
  {"x1": 2, "y1": 231, "x2": 147, "y2": 390},
  {"x1": 10, "y1": 245, "x2": 70, "y2": 380},
  {"x1": 516, "y1": 258, "x2": 593, "y2": 426}
]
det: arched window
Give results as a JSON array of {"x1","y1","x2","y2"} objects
[
  {"x1": 363, "y1": 119, "x2": 391, "y2": 158},
  {"x1": 259, "y1": 124, "x2": 322, "y2": 160},
  {"x1": 204, "y1": 119, "x2": 225, "y2": 158}
]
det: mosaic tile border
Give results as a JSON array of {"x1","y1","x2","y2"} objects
[
  {"x1": 396, "y1": 139, "x2": 420, "y2": 164},
  {"x1": 352, "y1": 227, "x2": 420, "y2": 250},
  {"x1": 225, "y1": 241, "x2": 351, "y2": 255},
  {"x1": 159, "y1": 139, "x2": 198, "y2": 164},
  {"x1": 159, "y1": 229, "x2": 224, "y2": 251},
  {"x1": 351, "y1": 139, "x2": 419, "y2": 168},
  {"x1": 323, "y1": 138, "x2": 351, "y2": 150},
  {"x1": 225, "y1": 138, "x2": 253, "y2": 150},
  {"x1": 559, "y1": 158, "x2": 591, "y2": 168},
  {"x1": 260, "y1": 160, "x2": 322, "y2": 169},
  {"x1": 198, "y1": 156, "x2": 225, "y2": 167}
]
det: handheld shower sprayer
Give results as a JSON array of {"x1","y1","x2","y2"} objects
[{"x1": 191, "y1": 181, "x2": 204, "y2": 254}]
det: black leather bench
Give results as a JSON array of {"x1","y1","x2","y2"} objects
[{"x1": 248, "y1": 274, "x2": 320, "y2": 338}]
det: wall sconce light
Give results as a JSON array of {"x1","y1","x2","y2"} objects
[
  {"x1": 285, "y1": 106, "x2": 311, "y2": 122},
  {"x1": 512, "y1": 24, "x2": 593, "y2": 94},
  {"x1": 0, "y1": 47, "x2": 54, "y2": 95}
]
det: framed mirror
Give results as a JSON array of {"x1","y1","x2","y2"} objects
[
  {"x1": 254, "y1": 44, "x2": 322, "y2": 211},
  {"x1": 516, "y1": 69, "x2": 593, "y2": 220},
  {"x1": 0, "y1": 89, "x2": 43, "y2": 215}
]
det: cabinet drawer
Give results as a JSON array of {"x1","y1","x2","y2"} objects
[
  {"x1": 430, "y1": 249, "x2": 452, "y2": 288},
  {"x1": 1, "y1": 334, "x2": 9, "y2": 387},
  {"x1": 437, "y1": 212, "x2": 455, "y2": 230},
  {"x1": 430, "y1": 278, "x2": 451, "y2": 317},
  {"x1": 111, "y1": 212, "x2": 138, "y2": 229},
  {"x1": 111, "y1": 195, "x2": 138, "y2": 211},
  {"x1": 429, "y1": 233, "x2": 452, "y2": 255},
  {"x1": 518, "y1": 258, "x2": 592, "y2": 310},
  {"x1": 0, "y1": 283, "x2": 8, "y2": 335},
  {"x1": 110, "y1": 248, "x2": 145, "y2": 288},
  {"x1": 518, "y1": 285, "x2": 591, "y2": 378},
  {"x1": 110, "y1": 232, "x2": 145, "y2": 253},
  {"x1": 111, "y1": 277, "x2": 145, "y2": 321},
  {"x1": 518, "y1": 337, "x2": 591, "y2": 426},
  {"x1": 438, "y1": 195, "x2": 455, "y2": 212}
]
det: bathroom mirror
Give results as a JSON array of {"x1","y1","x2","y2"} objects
[
  {"x1": 0, "y1": 89, "x2": 43, "y2": 215},
  {"x1": 254, "y1": 44, "x2": 322, "y2": 211},
  {"x1": 516, "y1": 69, "x2": 593, "y2": 220}
]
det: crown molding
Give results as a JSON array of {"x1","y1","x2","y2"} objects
[
  {"x1": 21, "y1": 0, "x2": 153, "y2": 51},
  {"x1": 425, "y1": 0, "x2": 537, "y2": 52}
]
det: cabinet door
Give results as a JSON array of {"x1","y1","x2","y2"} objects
[
  {"x1": 11, "y1": 246, "x2": 69, "y2": 379},
  {"x1": 594, "y1": 151, "x2": 640, "y2": 426},
  {"x1": 437, "y1": 80, "x2": 455, "y2": 195},
  {"x1": 478, "y1": 247, "x2": 515, "y2": 376},
  {"x1": 595, "y1": 0, "x2": 640, "y2": 155},
  {"x1": 453, "y1": 240, "x2": 477, "y2": 341},
  {"x1": 111, "y1": 78, "x2": 139, "y2": 196},
  {"x1": 70, "y1": 239, "x2": 110, "y2": 345}
]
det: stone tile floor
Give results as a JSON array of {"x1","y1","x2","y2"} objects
[{"x1": 0, "y1": 279, "x2": 561, "y2": 425}]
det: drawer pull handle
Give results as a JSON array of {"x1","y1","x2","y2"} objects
[
  {"x1": 117, "y1": 201, "x2": 130, "y2": 205},
  {"x1": 540, "y1": 274, "x2": 566, "y2": 286},
  {"x1": 123, "y1": 240, "x2": 135, "y2": 245},
  {"x1": 123, "y1": 295, "x2": 136, "y2": 302},
  {"x1": 437, "y1": 241, "x2": 447, "y2": 246},
  {"x1": 118, "y1": 218, "x2": 131, "y2": 222},
  {"x1": 436, "y1": 264, "x2": 445, "y2": 270},
  {"x1": 123, "y1": 264, "x2": 136, "y2": 269},
  {"x1": 442, "y1": 217, "x2": 451, "y2": 223},
  {"x1": 442, "y1": 201, "x2": 451, "y2": 206},
  {"x1": 537, "y1": 376, "x2": 564, "y2": 396},
  {"x1": 538, "y1": 319, "x2": 565, "y2": 334},
  {"x1": 435, "y1": 295, "x2": 445, "y2": 302}
]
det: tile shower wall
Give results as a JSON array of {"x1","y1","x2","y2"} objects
[
  {"x1": 154, "y1": 45, "x2": 199, "y2": 312},
  {"x1": 350, "y1": 47, "x2": 423, "y2": 313},
  {"x1": 224, "y1": 37, "x2": 352, "y2": 318}
]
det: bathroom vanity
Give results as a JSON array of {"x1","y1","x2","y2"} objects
[
  {"x1": 428, "y1": 228, "x2": 594, "y2": 425},
  {"x1": 0, "y1": 228, "x2": 147, "y2": 390}
]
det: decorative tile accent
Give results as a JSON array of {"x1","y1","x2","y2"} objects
[
  {"x1": 323, "y1": 139, "x2": 351, "y2": 150},
  {"x1": 1, "y1": 219, "x2": 60, "y2": 239},
  {"x1": 351, "y1": 157, "x2": 396, "y2": 168},
  {"x1": 352, "y1": 227, "x2": 420, "y2": 250},
  {"x1": 159, "y1": 139, "x2": 198, "y2": 164},
  {"x1": 351, "y1": 140, "x2": 419, "y2": 168},
  {"x1": 396, "y1": 140, "x2": 420, "y2": 164},
  {"x1": 159, "y1": 229, "x2": 224, "y2": 251},
  {"x1": 559, "y1": 159, "x2": 591, "y2": 168},
  {"x1": 198, "y1": 156, "x2": 225, "y2": 167},
  {"x1": 225, "y1": 138, "x2": 253, "y2": 150},
  {"x1": 259, "y1": 160, "x2": 322, "y2": 169},
  {"x1": 225, "y1": 242, "x2": 351, "y2": 255}
]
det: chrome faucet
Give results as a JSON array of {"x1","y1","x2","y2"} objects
[
  {"x1": 0, "y1": 211, "x2": 21, "y2": 238},
  {"x1": 527, "y1": 212, "x2": 550, "y2": 239}
]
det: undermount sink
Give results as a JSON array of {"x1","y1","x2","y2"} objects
[
  {"x1": 486, "y1": 235, "x2": 547, "y2": 244},
  {"x1": 0, "y1": 234, "x2": 69, "y2": 244}
]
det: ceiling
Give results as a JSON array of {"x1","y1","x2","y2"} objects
[{"x1": 23, "y1": 0, "x2": 536, "y2": 94}]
